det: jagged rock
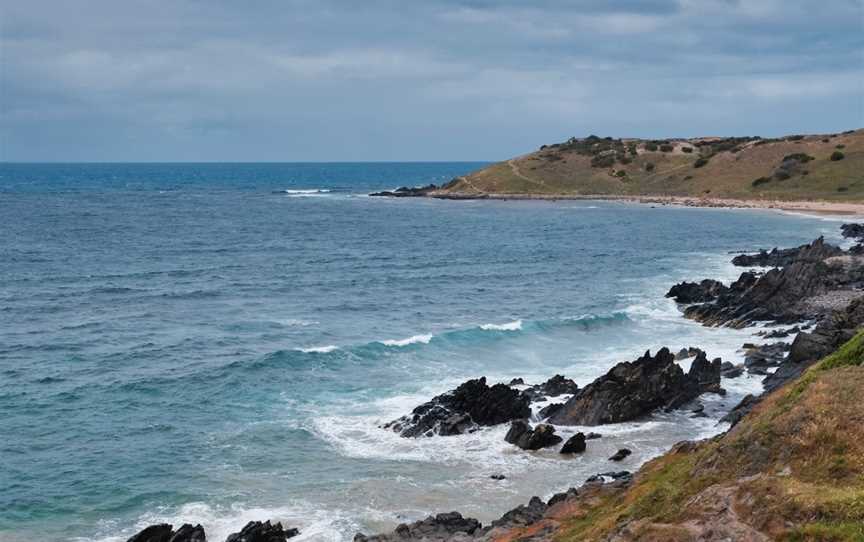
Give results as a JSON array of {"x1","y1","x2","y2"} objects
[
  {"x1": 385, "y1": 377, "x2": 531, "y2": 437},
  {"x1": 675, "y1": 348, "x2": 690, "y2": 360},
  {"x1": 731, "y1": 237, "x2": 843, "y2": 267},
  {"x1": 522, "y1": 375, "x2": 579, "y2": 402},
  {"x1": 666, "y1": 280, "x2": 728, "y2": 304},
  {"x1": 508, "y1": 378, "x2": 525, "y2": 386},
  {"x1": 489, "y1": 474, "x2": 506, "y2": 480},
  {"x1": 128, "y1": 525, "x2": 175, "y2": 542},
  {"x1": 720, "y1": 362, "x2": 745, "y2": 378},
  {"x1": 548, "y1": 348, "x2": 721, "y2": 426},
  {"x1": 744, "y1": 342, "x2": 790, "y2": 370},
  {"x1": 609, "y1": 449, "x2": 632, "y2": 461},
  {"x1": 537, "y1": 402, "x2": 563, "y2": 420},
  {"x1": 170, "y1": 525, "x2": 206, "y2": 542},
  {"x1": 720, "y1": 394, "x2": 761, "y2": 426},
  {"x1": 226, "y1": 521, "x2": 298, "y2": 542},
  {"x1": 547, "y1": 488, "x2": 579, "y2": 507},
  {"x1": 763, "y1": 296, "x2": 864, "y2": 390},
  {"x1": 353, "y1": 512, "x2": 480, "y2": 542},
  {"x1": 505, "y1": 421, "x2": 562, "y2": 450},
  {"x1": 559, "y1": 432, "x2": 586, "y2": 454},
  {"x1": 762, "y1": 326, "x2": 800, "y2": 339},
  {"x1": 585, "y1": 432, "x2": 602, "y2": 440},
  {"x1": 841, "y1": 223, "x2": 864, "y2": 240},
  {"x1": 489, "y1": 496, "x2": 547, "y2": 530}
]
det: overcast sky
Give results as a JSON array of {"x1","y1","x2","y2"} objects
[{"x1": 1, "y1": 0, "x2": 863, "y2": 162}]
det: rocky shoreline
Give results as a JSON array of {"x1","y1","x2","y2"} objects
[{"x1": 126, "y1": 223, "x2": 864, "y2": 542}]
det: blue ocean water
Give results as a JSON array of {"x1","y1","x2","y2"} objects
[{"x1": 0, "y1": 163, "x2": 845, "y2": 541}]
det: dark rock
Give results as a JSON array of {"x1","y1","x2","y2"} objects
[
  {"x1": 353, "y1": 512, "x2": 480, "y2": 542},
  {"x1": 547, "y1": 488, "x2": 579, "y2": 507},
  {"x1": 731, "y1": 237, "x2": 843, "y2": 267},
  {"x1": 128, "y1": 525, "x2": 175, "y2": 542},
  {"x1": 763, "y1": 326, "x2": 800, "y2": 339},
  {"x1": 744, "y1": 342, "x2": 790, "y2": 369},
  {"x1": 169, "y1": 525, "x2": 207, "y2": 542},
  {"x1": 226, "y1": 521, "x2": 297, "y2": 542},
  {"x1": 508, "y1": 378, "x2": 525, "y2": 386},
  {"x1": 666, "y1": 279, "x2": 728, "y2": 304},
  {"x1": 586, "y1": 471, "x2": 632, "y2": 484},
  {"x1": 505, "y1": 421, "x2": 563, "y2": 450},
  {"x1": 385, "y1": 377, "x2": 531, "y2": 437},
  {"x1": 548, "y1": 348, "x2": 721, "y2": 426},
  {"x1": 841, "y1": 223, "x2": 864, "y2": 240},
  {"x1": 489, "y1": 474, "x2": 506, "y2": 480},
  {"x1": 675, "y1": 348, "x2": 690, "y2": 360},
  {"x1": 537, "y1": 402, "x2": 564, "y2": 420},
  {"x1": 609, "y1": 448, "x2": 632, "y2": 462},
  {"x1": 720, "y1": 362, "x2": 745, "y2": 378},
  {"x1": 559, "y1": 432, "x2": 586, "y2": 454},
  {"x1": 535, "y1": 374, "x2": 579, "y2": 397},
  {"x1": 369, "y1": 184, "x2": 438, "y2": 198},
  {"x1": 489, "y1": 496, "x2": 547, "y2": 529},
  {"x1": 720, "y1": 394, "x2": 761, "y2": 426},
  {"x1": 585, "y1": 432, "x2": 602, "y2": 440}
]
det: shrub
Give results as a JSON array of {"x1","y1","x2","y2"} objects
[
  {"x1": 682, "y1": 147, "x2": 694, "y2": 153},
  {"x1": 683, "y1": 175, "x2": 693, "y2": 180},
  {"x1": 838, "y1": 186, "x2": 849, "y2": 192},
  {"x1": 615, "y1": 170, "x2": 626, "y2": 178},
  {"x1": 836, "y1": 144, "x2": 846, "y2": 149},
  {"x1": 619, "y1": 156, "x2": 632, "y2": 165},
  {"x1": 774, "y1": 170, "x2": 792, "y2": 181},
  {"x1": 591, "y1": 154, "x2": 616, "y2": 168},
  {"x1": 831, "y1": 151, "x2": 845, "y2": 161},
  {"x1": 787, "y1": 135, "x2": 805, "y2": 141},
  {"x1": 645, "y1": 163, "x2": 655, "y2": 172},
  {"x1": 752, "y1": 177, "x2": 772, "y2": 187},
  {"x1": 659, "y1": 144, "x2": 674, "y2": 152},
  {"x1": 694, "y1": 157, "x2": 709, "y2": 168},
  {"x1": 783, "y1": 153, "x2": 814, "y2": 163},
  {"x1": 645, "y1": 143, "x2": 659, "y2": 151},
  {"x1": 822, "y1": 138, "x2": 830, "y2": 143}
]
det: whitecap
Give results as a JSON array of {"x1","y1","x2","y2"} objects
[
  {"x1": 479, "y1": 320, "x2": 523, "y2": 331},
  {"x1": 378, "y1": 334, "x2": 434, "y2": 347},
  {"x1": 297, "y1": 345, "x2": 339, "y2": 353}
]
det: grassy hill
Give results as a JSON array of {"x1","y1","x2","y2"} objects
[
  {"x1": 498, "y1": 331, "x2": 864, "y2": 541},
  {"x1": 440, "y1": 129, "x2": 864, "y2": 201}
]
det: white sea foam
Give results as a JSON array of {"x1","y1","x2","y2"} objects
[
  {"x1": 378, "y1": 334, "x2": 434, "y2": 347},
  {"x1": 279, "y1": 318, "x2": 319, "y2": 327},
  {"x1": 479, "y1": 320, "x2": 523, "y2": 331},
  {"x1": 297, "y1": 345, "x2": 339, "y2": 353},
  {"x1": 281, "y1": 189, "x2": 332, "y2": 194}
]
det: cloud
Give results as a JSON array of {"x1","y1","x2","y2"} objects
[{"x1": 1, "y1": 0, "x2": 862, "y2": 161}]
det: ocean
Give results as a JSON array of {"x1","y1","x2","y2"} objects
[{"x1": 0, "y1": 162, "x2": 846, "y2": 541}]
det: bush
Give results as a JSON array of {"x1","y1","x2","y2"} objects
[
  {"x1": 615, "y1": 170, "x2": 626, "y2": 178},
  {"x1": 645, "y1": 163, "x2": 655, "y2": 172},
  {"x1": 783, "y1": 153, "x2": 814, "y2": 163},
  {"x1": 787, "y1": 135, "x2": 805, "y2": 141},
  {"x1": 619, "y1": 156, "x2": 632, "y2": 165},
  {"x1": 694, "y1": 157, "x2": 709, "y2": 168},
  {"x1": 591, "y1": 154, "x2": 616, "y2": 168},
  {"x1": 774, "y1": 170, "x2": 792, "y2": 181},
  {"x1": 752, "y1": 177, "x2": 772, "y2": 187},
  {"x1": 645, "y1": 143, "x2": 659, "y2": 152},
  {"x1": 683, "y1": 175, "x2": 693, "y2": 180},
  {"x1": 836, "y1": 144, "x2": 846, "y2": 149},
  {"x1": 682, "y1": 147, "x2": 694, "y2": 153},
  {"x1": 831, "y1": 151, "x2": 845, "y2": 161},
  {"x1": 659, "y1": 144, "x2": 674, "y2": 152}
]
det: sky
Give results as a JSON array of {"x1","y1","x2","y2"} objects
[{"x1": 1, "y1": 0, "x2": 863, "y2": 162}]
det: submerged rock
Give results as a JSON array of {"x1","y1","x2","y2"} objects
[
  {"x1": 547, "y1": 348, "x2": 721, "y2": 426},
  {"x1": 504, "y1": 420, "x2": 562, "y2": 450},
  {"x1": 385, "y1": 377, "x2": 531, "y2": 437},
  {"x1": 226, "y1": 521, "x2": 298, "y2": 542},
  {"x1": 369, "y1": 184, "x2": 438, "y2": 198},
  {"x1": 609, "y1": 448, "x2": 632, "y2": 462}
]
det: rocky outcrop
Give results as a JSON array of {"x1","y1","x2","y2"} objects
[
  {"x1": 731, "y1": 237, "x2": 842, "y2": 267},
  {"x1": 666, "y1": 279, "x2": 728, "y2": 304},
  {"x1": 353, "y1": 512, "x2": 481, "y2": 542},
  {"x1": 369, "y1": 185, "x2": 438, "y2": 198},
  {"x1": 609, "y1": 448, "x2": 632, "y2": 461},
  {"x1": 720, "y1": 393, "x2": 761, "y2": 426},
  {"x1": 385, "y1": 377, "x2": 531, "y2": 437},
  {"x1": 521, "y1": 374, "x2": 578, "y2": 400},
  {"x1": 547, "y1": 348, "x2": 721, "y2": 426},
  {"x1": 504, "y1": 420, "x2": 563, "y2": 450},
  {"x1": 226, "y1": 521, "x2": 298, "y2": 542},
  {"x1": 841, "y1": 223, "x2": 864, "y2": 240},
  {"x1": 763, "y1": 295, "x2": 864, "y2": 390},
  {"x1": 682, "y1": 238, "x2": 862, "y2": 328},
  {"x1": 743, "y1": 342, "x2": 790, "y2": 373},
  {"x1": 128, "y1": 524, "x2": 207, "y2": 542}
]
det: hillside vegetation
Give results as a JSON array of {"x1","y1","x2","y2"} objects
[
  {"x1": 441, "y1": 129, "x2": 864, "y2": 201},
  {"x1": 495, "y1": 331, "x2": 864, "y2": 542}
]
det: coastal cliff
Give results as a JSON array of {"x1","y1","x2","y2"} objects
[{"x1": 375, "y1": 129, "x2": 864, "y2": 205}]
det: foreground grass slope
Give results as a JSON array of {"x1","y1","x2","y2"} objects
[
  {"x1": 495, "y1": 331, "x2": 864, "y2": 542},
  {"x1": 443, "y1": 130, "x2": 864, "y2": 201}
]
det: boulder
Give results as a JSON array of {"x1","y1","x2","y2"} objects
[
  {"x1": 609, "y1": 449, "x2": 632, "y2": 462},
  {"x1": 559, "y1": 432, "x2": 586, "y2": 454},
  {"x1": 585, "y1": 471, "x2": 632, "y2": 484},
  {"x1": 841, "y1": 223, "x2": 864, "y2": 240},
  {"x1": 170, "y1": 525, "x2": 206, "y2": 542},
  {"x1": 385, "y1": 377, "x2": 531, "y2": 437},
  {"x1": 504, "y1": 421, "x2": 562, "y2": 450},
  {"x1": 547, "y1": 488, "x2": 579, "y2": 507},
  {"x1": 488, "y1": 497, "x2": 547, "y2": 530},
  {"x1": 226, "y1": 522, "x2": 298, "y2": 542},
  {"x1": 537, "y1": 402, "x2": 564, "y2": 420},
  {"x1": 548, "y1": 348, "x2": 721, "y2": 426},
  {"x1": 353, "y1": 512, "x2": 480, "y2": 542},
  {"x1": 128, "y1": 525, "x2": 175, "y2": 542}
]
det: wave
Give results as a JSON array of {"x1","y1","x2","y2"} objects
[
  {"x1": 275, "y1": 188, "x2": 332, "y2": 194},
  {"x1": 377, "y1": 334, "x2": 434, "y2": 347},
  {"x1": 297, "y1": 345, "x2": 339, "y2": 353},
  {"x1": 479, "y1": 320, "x2": 522, "y2": 331}
]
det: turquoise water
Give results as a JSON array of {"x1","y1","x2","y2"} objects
[{"x1": 0, "y1": 163, "x2": 843, "y2": 541}]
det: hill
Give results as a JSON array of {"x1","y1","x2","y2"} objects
[{"x1": 436, "y1": 129, "x2": 864, "y2": 202}]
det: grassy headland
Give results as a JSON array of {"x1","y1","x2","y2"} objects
[{"x1": 436, "y1": 129, "x2": 864, "y2": 205}]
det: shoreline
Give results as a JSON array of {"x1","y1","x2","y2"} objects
[{"x1": 425, "y1": 192, "x2": 864, "y2": 216}]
